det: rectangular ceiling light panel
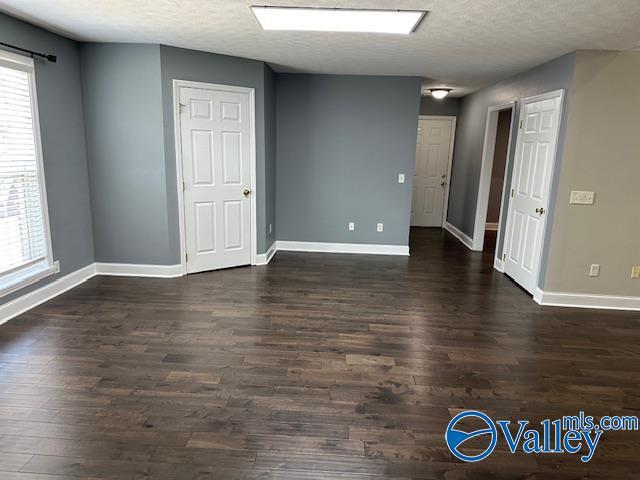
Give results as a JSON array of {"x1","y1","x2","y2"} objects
[{"x1": 251, "y1": 6, "x2": 425, "y2": 34}]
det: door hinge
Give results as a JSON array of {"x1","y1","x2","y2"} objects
[
  {"x1": 519, "y1": 120, "x2": 523, "y2": 129},
  {"x1": 185, "y1": 253, "x2": 188, "y2": 262},
  {"x1": 183, "y1": 181, "x2": 186, "y2": 192},
  {"x1": 511, "y1": 188, "x2": 515, "y2": 198},
  {"x1": 502, "y1": 253, "x2": 506, "y2": 261},
  {"x1": 179, "y1": 102, "x2": 186, "y2": 114}
]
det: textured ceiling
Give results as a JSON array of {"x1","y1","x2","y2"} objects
[{"x1": 1, "y1": 0, "x2": 639, "y2": 96}]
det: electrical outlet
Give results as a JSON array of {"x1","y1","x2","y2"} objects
[
  {"x1": 398, "y1": 173, "x2": 405, "y2": 184},
  {"x1": 589, "y1": 264, "x2": 600, "y2": 277},
  {"x1": 348, "y1": 222, "x2": 355, "y2": 231},
  {"x1": 632, "y1": 266, "x2": 640, "y2": 279},
  {"x1": 377, "y1": 223, "x2": 384, "y2": 232},
  {"x1": 570, "y1": 190, "x2": 595, "y2": 205}
]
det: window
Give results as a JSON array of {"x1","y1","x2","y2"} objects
[{"x1": 0, "y1": 50, "x2": 56, "y2": 296}]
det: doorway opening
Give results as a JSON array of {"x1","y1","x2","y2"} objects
[
  {"x1": 471, "y1": 102, "x2": 516, "y2": 262},
  {"x1": 483, "y1": 108, "x2": 512, "y2": 257}
]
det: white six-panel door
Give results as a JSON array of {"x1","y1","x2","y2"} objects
[
  {"x1": 503, "y1": 90, "x2": 563, "y2": 294},
  {"x1": 411, "y1": 117, "x2": 454, "y2": 227},
  {"x1": 179, "y1": 85, "x2": 253, "y2": 273}
]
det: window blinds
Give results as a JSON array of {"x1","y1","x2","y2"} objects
[{"x1": 0, "y1": 63, "x2": 48, "y2": 277}]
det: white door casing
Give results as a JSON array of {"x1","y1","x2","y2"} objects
[
  {"x1": 503, "y1": 90, "x2": 564, "y2": 294},
  {"x1": 411, "y1": 117, "x2": 455, "y2": 227},
  {"x1": 177, "y1": 83, "x2": 254, "y2": 273}
]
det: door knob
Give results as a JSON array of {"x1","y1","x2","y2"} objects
[
  {"x1": 440, "y1": 182, "x2": 446, "y2": 187},
  {"x1": 535, "y1": 207, "x2": 545, "y2": 215},
  {"x1": 243, "y1": 188, "x2": 251, "y2": 197}
]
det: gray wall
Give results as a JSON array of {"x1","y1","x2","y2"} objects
[
  {"x1": 1, "y1": 13, "x2": 94, "y2": 304},
  {"x1": 419, "y1": 96, "x2": 460, "y2": 116},
  {"x1": 79, "y1": 44, "x2": 275, "y2": 265},
  {"x1": 159, "y1": 45, "x2": 273, "y2": 256},
  {"x1": 447, "y1": 53, "x2": 576, "y2": 268},
  {"x1": 276, "y1": 74, "x2": 421, "y2": 246},
  {"x1": 81, "y1": 44, "x2": 170, "y2": 264},
  {"x1": 263, "y1": 64, "x2": 277, "y2": 249}
]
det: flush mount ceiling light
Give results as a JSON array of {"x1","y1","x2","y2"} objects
[
  {"x1": 251, "y1": 6, "x2": 426, "y2": 34},
  {"x1": 429, "y1": 88, "x2": 452, "y2": 99}
]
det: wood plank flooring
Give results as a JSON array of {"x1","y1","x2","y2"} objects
[{"x1": 0, "y1": 227, "x2": 639, "y2": 479}]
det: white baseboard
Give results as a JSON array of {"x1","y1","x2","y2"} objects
[
  {"x1": 4, "y1": 258, "x2": 638, "y2": 327},
  {"x1": 0, "y1": 242, "x2": 406, "y2": 325},
  {"x1": 276, "y1": 240, "x2": 409, "y2": 256},
  {"x1": 0, "y1": 263, "x2": 96, "y2": 326},
  {"x1": 94, "y1": 263, "x2": 183, "y2": 278},
  {"x1": 444, "y1": 222, "x2": 476, "y2": 251},
  {"x1": 493, "y1": 257, "x2": 505, "y2": 272},
  {"x1": 534, "y1": 289, "x2": 640, "y2": 311},
  {"x1": 533, "y1": 287, "x2": 544, "y2": 304},
  {"x1": 1, "y1": 261, "x2": 186, "y2": 325},
  {"x1": 485, "y1": 222, "x2": 499, "y2": 231},
  {"x1": 255, "y1": 242, "x2": 277, "y2": 265}
]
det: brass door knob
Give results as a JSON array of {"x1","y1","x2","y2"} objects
[
  {"x1": 535, "y1": 207, "x2": 545, "y2": 215},
  {"x1": 243, "y1": 189, "x2": 251, "y2": 197},
  {"x1": 441, "y1": 182, "x2": 446, "y2": 187}
]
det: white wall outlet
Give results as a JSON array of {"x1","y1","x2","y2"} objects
[
  {"x1": 348, "y1": 222, "x2": 355, "y2": 231},
  {"x1": 589, "y1": 264, "x2": 600, "y2": 277},
  {"x1": 632, "y1": 266, "x2": 640, "y2": 279},
  {"x1": 269, "y1": 223, "x2": 272, "y2": 235},
  {"x1": 570, "y1": 190, "x2": 595, "y2": 205},
  {"x1": 398, "y1": 173, "x2": 405, "y2": 184},
  {"x1": 376, "y1": 223, "x2": 384, "y2": 232}
]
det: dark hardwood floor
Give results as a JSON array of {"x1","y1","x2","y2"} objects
[{"x1": 1, "y1": 227, "x2": 639, "y2": 479}]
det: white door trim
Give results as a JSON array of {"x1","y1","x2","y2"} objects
[
  {"x1": 417, "y1": 115, "x2": 457, "y2": 227},
  {"x1": 172, "y1": 79, "x2": 258, "y2": 275},
  {"x1": 503, "y1": 89, "x2": 565, "y2": 293},
  {"x1": 472, "y1": 102, "x2": 516, "y2": 252}
]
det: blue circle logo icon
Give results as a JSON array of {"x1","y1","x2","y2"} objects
[{"x1": 445, "y1": 410, "x2": 497, "y2": 462}]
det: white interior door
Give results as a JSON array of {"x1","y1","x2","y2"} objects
[
  {"x1": 411, "y1": 118, "x2": 454, "y2": 227},
  {"x1": 503, "y1": 90, "x2": 563, "y2": 294},
  {"x1": 179, "y1": 85, "x2": 252, "y2": 273}
]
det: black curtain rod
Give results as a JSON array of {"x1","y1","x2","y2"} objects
[{"x1": 0, "y1": 42, "x2": 57, "y2": 63}]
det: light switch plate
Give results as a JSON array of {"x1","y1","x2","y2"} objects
[
  {"x1": 348, "y1": 222, "x2": 355, "y2": 231},
  {"x1": 632, "y1": 266, "x2": 640, "y2": 279},
  {"x1": 570, "y1": 190, "x2": 595, "y2": 205},
  {"x1": 398, "y1": 173, "x2": 405, "y2": 184},
  {"x1": 376, "y1": 223, "x2": 384, "y2": 232},
  {"x1": 589, "y1": 264, "x2": 600, "y2": 277}
]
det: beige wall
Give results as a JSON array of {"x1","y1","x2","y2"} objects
[{"x1": 544, "y1": 50, "x2": 640, "y2": 296}]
